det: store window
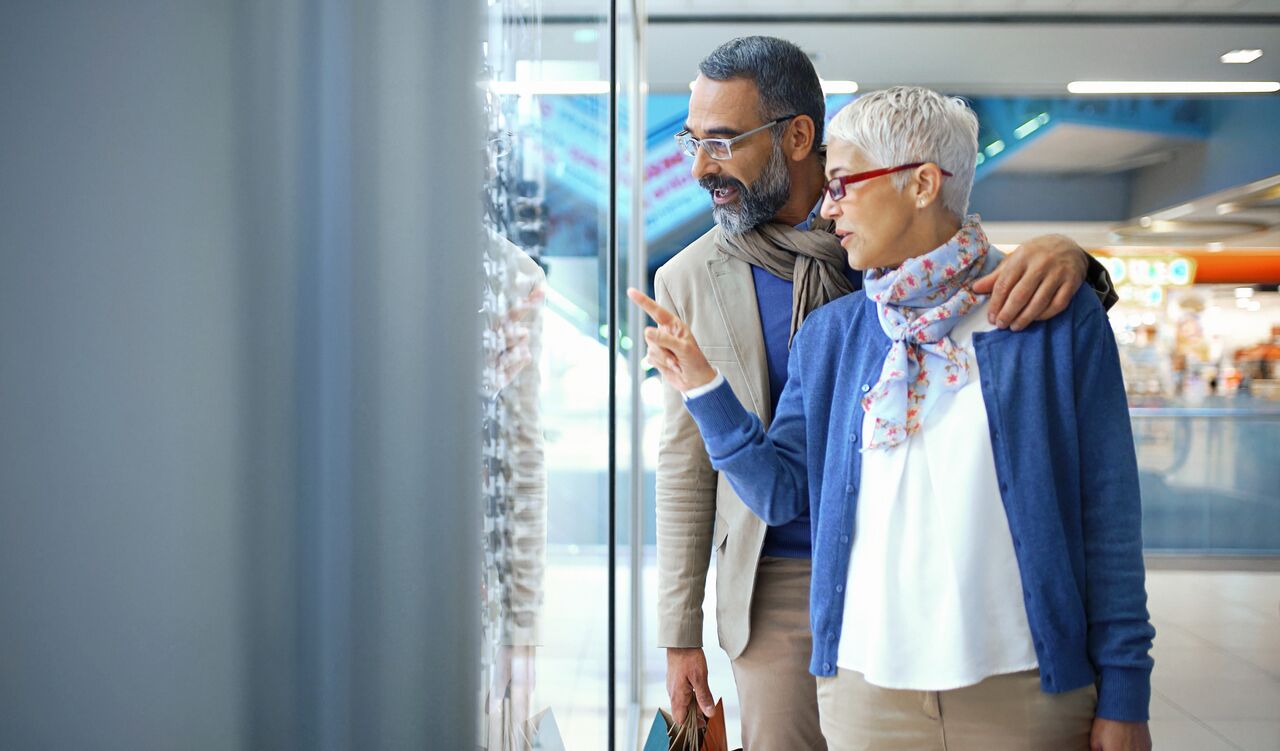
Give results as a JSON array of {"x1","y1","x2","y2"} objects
[{"x1": 478, "y1": 3, "x2": 641, "y2": 748}]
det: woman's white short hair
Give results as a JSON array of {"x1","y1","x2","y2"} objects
[{"x1": 826, "y1": 86, "x2": 978, "y2": 219}]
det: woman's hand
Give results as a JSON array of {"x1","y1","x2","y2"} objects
[
  {"x1": 1090, "y1": 718, "x2": 1152, "y2": 751},
  {"x1": 627, "y1": 288, "x2": 718, "y2": 393}
]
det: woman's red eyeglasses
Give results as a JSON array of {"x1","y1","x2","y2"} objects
[{"x1": 825, "y1": 162, "x2": 954, "y2": 201}]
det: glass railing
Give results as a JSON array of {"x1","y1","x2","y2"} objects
[{"x1": 1131, "y1": 396, "x2": 1280, "y2": 554}]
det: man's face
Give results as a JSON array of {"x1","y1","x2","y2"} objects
[{"x1": 685, "y1": 75, "x2": 792, "y2": 235}]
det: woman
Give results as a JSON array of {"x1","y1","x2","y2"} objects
[{"x1": 629, "y1": 86, "x2": 1154, "y2": 751}]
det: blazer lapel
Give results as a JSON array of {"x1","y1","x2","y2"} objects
[{"x1": 705, "y1": 251, "x2": 772, "y2": 425}]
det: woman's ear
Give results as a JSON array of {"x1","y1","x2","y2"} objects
[
  {"x1": 785, "y1": 115, "x2": 816, "y2": 162},
  {"x1": 911, "y1": 163, "x2": 946, "y2": 208}
]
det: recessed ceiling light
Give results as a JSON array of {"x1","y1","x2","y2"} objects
[
  {"x1": 487, "y1": 80, "x2": 610, "y2": 95},
  {"x1": 1221, "y1": 49, "x2": 1263, "y2": 64},
  {"x1": 821, "y1": 80, "x2": 859, "y2": 95},
  {"x1": 1068, "y1": 80, "x2": 1280, "y2": 94}
]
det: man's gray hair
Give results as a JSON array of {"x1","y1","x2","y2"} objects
[
  {"x1": 826, "y1": 86, "x2": 979, "y2": 219},
  {"x1": 698, "y1": 36, "x2": 825, "y2": 151}
]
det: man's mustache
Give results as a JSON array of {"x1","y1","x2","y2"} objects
[{"x1": 699, "y1": 175, "x2": 746, "y2": 194}]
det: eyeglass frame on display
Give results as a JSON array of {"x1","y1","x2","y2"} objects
[
  {"x1": 824, "y1": 162, "x2": 954, "y2": 201},
  {"x1": 674, "y1": 114, "x2": 799, "y2": 161}
]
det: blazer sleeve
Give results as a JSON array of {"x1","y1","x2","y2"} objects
[
  {"x1": 1071, "y1": 295, "x2": 1155, "y2": 722},
  {"x1": 653, "y1": 269, "x2": 719, "y2": 649}
]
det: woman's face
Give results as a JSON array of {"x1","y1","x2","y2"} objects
[{"x1": 819, "y1": 140, "x2": 918, "y2": 271}]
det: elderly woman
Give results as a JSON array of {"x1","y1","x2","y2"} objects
[{"x1": 629, "y1": 86, "x2": 1154, "y2": 751}]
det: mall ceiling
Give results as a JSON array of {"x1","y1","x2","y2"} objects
[
  {"x1": 523, "y1": 0, "x2": 1280, "y2": 245},
  {"x1": 531, "y1": 2, "x2": 1280, "y2": 95}
]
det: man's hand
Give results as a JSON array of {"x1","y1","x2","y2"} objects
[
  {"x1": 1090, "y1": 718, "x2": 1152, "y2": 751},
  {"x1": 971, "y1": 234, "x2": 1088, "y2": 331},
  {"x1": 627, "y1": 288, "x2": 717, "y2": 392},
  {"x1": 666, "y1": 647, "x2": 715, "y2": 725}
]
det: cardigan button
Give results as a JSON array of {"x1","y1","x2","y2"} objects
[
  {"x1": 840, "y1": 534, "x2": 850, "y2": 544},
  {"x1": 823, "y1": 662, "x2": 832, "y2": 672},
  {"x1": 861, "y1": 384, "x2": 870, "y2": 393},
  {"x1": 836, "y1": 584, "x2": 844, "y2": 593},
  {"x1": 846, "y1": 484, "x2": 854, "y2": 494}
]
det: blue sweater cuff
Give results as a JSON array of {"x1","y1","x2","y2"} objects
[
  {"x1": 1095, "y1": 666, "x2": 1152, "y2": 722},
  {"x1": 684, "y1": 379, "x2": 751, "y2": 455}
]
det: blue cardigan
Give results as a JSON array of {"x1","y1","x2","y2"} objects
[{"x1": 685, "y1": 286, "x2": 1155, "y2": 722}]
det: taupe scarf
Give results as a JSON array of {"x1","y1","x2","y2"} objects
[{"x1": 716, "y1": 216, "x2": 856, "y2": 346}]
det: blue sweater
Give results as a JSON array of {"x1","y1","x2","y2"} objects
[
  {"x1": 685, "y1": 286, "x2": 1155, "y2": 722},
  {"x1": 752, "y1": 264, "x2": 863, "y2": 559}
]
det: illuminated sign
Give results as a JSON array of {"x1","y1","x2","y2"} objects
[{"x1": 1097, "y1": 254, "x2": 1197, "y2": 307}]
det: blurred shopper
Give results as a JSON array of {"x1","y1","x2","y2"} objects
[
  {"x1": 637, "y1": 86, "x2": 1153, "y2": 751},
  {"x1": 481, "y1": 230, "x2": 547, "y2": 751},
  {"x1": 654, "y1": 36, "x2": 1118, "y2": 750}
]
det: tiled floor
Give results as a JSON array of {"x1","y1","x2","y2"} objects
[
  {"x1": 1144, "y1": 569, "x2": 1280, "y2": 751},
  {"x1": 527, "y1": 552, "x2": 1280, "y2": 750}
]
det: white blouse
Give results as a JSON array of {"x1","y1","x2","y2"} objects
[{"x1": 836, "y1": 301, "x2": 1039, "y2": 690}]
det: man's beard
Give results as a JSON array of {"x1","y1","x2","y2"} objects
[{"x1": 700, "y1": 142, "x2": 792, "y2": 236}]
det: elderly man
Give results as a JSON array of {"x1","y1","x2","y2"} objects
[{"x1": 654, "y1": 37, "x2": 1117, "y2": 750}]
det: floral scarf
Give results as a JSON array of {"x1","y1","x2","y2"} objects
[{"x1": 860, "y1": 215, "x2": 1003, "y2": 450}]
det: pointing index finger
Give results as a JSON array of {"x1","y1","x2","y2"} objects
[{"x1": 627, "y1": 287, "x2": 678, "y2": 326}]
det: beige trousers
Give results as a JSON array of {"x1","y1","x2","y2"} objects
[
  {"x1": 729, "y1": 556, "x2": 827, "y2": 751},
  {"x1": 816, "y1": 668, "x2": 1096, "y2": 751}
]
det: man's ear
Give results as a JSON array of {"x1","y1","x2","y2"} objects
[{"x1": 785, "y1": 115, "x2": 816, "y2": 162}]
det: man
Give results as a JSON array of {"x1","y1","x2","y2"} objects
[{"x1": 654, "y1": 36, "x2": 1116, "y2": 750}]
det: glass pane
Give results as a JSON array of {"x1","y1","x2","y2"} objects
[{"x1": 479, "y1": 3, "x2": 616, "y2": 749}]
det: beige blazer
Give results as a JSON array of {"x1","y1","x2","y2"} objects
[{"x1": 654, "y1": 228, "x2": 775, "y2": 660}]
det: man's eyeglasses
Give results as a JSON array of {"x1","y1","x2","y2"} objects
[
  {"x1": 675, "y1": 114, "x2": 798, "y2": 161},
  {"x1": 824, "y1": 162, "x2": 954, "y2": 201}
]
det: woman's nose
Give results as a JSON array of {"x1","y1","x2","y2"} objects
[{"x1": 820, "y1": 192, "x2": 840, "y2": 219}]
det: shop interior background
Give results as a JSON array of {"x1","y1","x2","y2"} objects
[{"x1": 1, "y1": 2, "x2": 1278, "y2": 750}]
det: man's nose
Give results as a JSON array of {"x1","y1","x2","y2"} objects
[{"x1": 690, "y1": 145, "x2": 719, "y2": 181}]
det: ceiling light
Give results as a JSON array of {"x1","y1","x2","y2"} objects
[
  {"x1": 985, "y1": 140, "x2": 1005, "y2": 157},
  {"x1": 488, "y1": 80, "x2": 610, "y2": 95},
  {"x1": 1068, "y1": 80, "x2": 1280, "y2": 94},
  {"x1": 1158, "y1": 203, "x2": 1196, "y2": 220},
  {"x1": 1014, "y1": 113, "x2": 1050, "y2": 139},
  {"x1": 821, "y1": 80, "x2": 859, "y2": 95},
  {"x1": 1236, "y1": 287, "x2": 1254, "y2": 298},
  {"x1": 1221, "y1": 49, "x2": 1263, "y2": 64}
]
